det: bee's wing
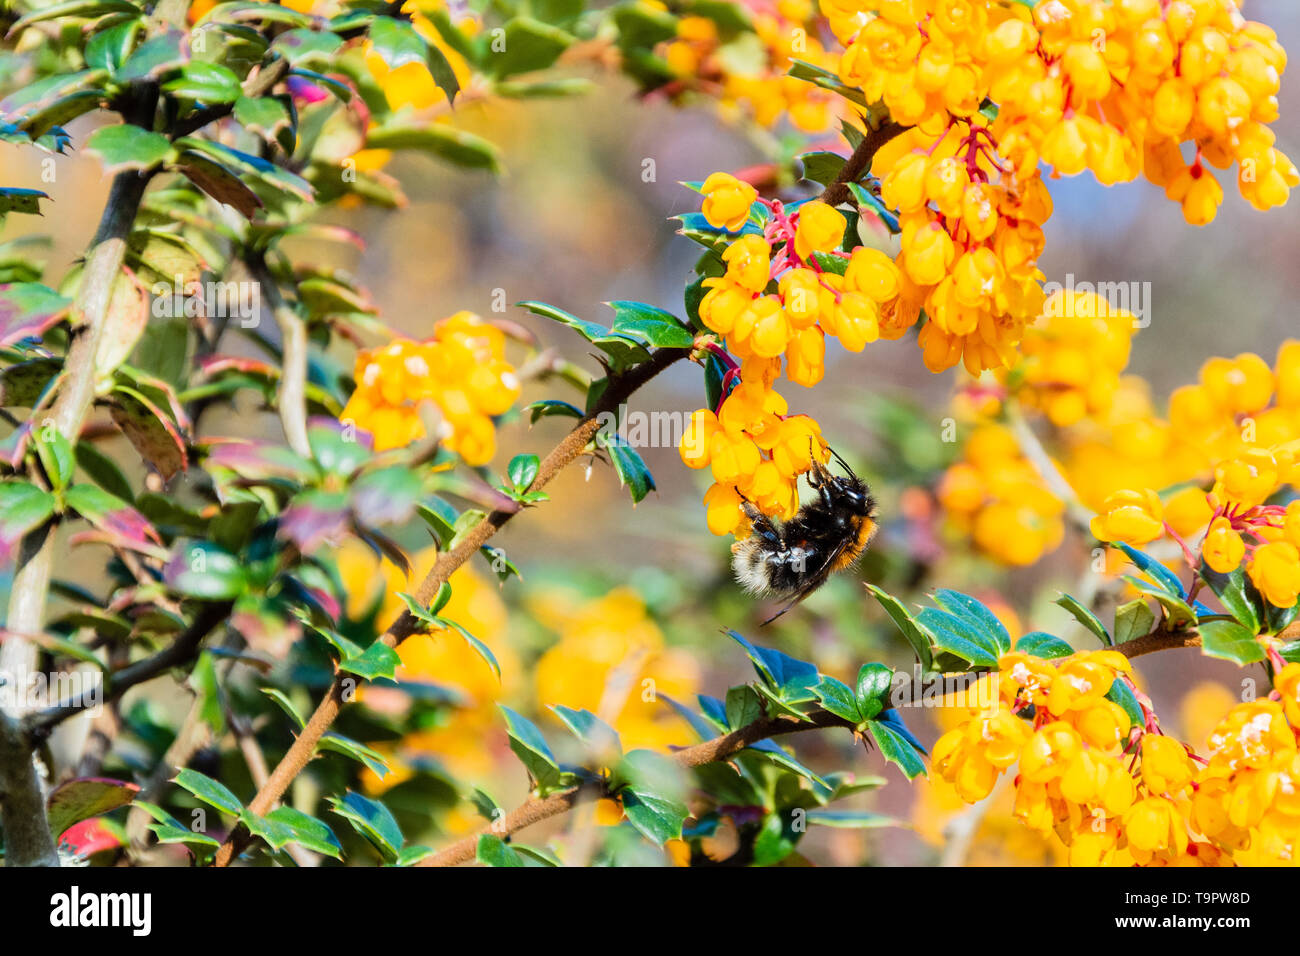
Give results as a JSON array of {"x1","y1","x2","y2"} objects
[{"x1": 759, "y1": 536, "x2": 854, "y2": 625}]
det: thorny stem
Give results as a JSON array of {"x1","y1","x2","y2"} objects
[
  {"x1": 418, "y1": 709, "x2": 856, "y2": 867},
  {"x1": 818, "y1": 120, "x2": 907, "y2": 207},
  {"x1": 211, "y1": 346, "x2": 691, "y2": 866},
  {"x1": 419, "y1": 615, "x2": 1300, "y2": 867}
]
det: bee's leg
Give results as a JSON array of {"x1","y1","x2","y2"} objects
[{"x1": 740, "y1": 498, "x2": 784, "y2": 548}]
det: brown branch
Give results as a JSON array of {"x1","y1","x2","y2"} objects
[
  {"x1": 419, "y1": 710, "x2": 854, "y2": 867},
  {"x1": 1114, "y1": 618, "x2": 1300, "y2": 659},
  {"x1": 212, "y1": 346, "x2": 690, "y2": 866},
  {"x1": 171, "y1": 56, "x2": 291, "y2": 140},
  {"x1": 819, "y1": 120, "x2": 907, "y2": 207},
  {"x1": 23, "y1": 600, "x2": 233, "y2": 741},
  {"x1": 248, "y1": 257, "x2": 311, "y2": 458}
]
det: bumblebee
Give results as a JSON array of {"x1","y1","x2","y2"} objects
[{"x1": 731, "y1": 449, "x2": 878, "y2": 624}]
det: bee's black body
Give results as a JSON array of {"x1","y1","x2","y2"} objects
[{"x1": 731, "y1": 453, "x2": 878, "y2": 623}]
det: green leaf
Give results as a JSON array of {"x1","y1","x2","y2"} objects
[
  {"x1": 1015, "y1": 631, "x2": 1074, "y2": 659},
  {"x1": 813, "y1": 675, "x2": 861, "y2": 724},
  {"x1": 328, "y1": 791, "x2": 403, "y2": 863},
  {"x1": 1105, "y1": 678, "x2": 1145, "y2": 730},
  {"x1": 1054, "y1": 593, "x2": 1112, "y2": 647},
  {"x1": 9, "y1": 0, "x2": 139, "y2": 32},
  {"x1": 33, "y1": 428, "x2": 74, "y2": 491},
  {"x1": 606, "y1": 300, "x2": 695, "y2": 349},
  {"x1": 0, "y1": 187, "x2": 49, "y2": 216},
  {"x1": 174, "y1": 137, "x2": 313, "y2": 202},
  {"x1": 799, "y1": 150, "x2": 846, "y2": 187},
  {"x1": 162, "y1": 62, "x2": 241, "y2": 103},
  {"x1": 73, "y1": 434, "x2": 134, "y2": 502},
  {"x1": 432, "y1": 615, "x2": 501, "y2": 681},
  {"x1": 337, "y1": 639, "x2": 401, "y2": 682},
  {"x1": 85, "y1": 19, "x2": 143, "y2": 73},
  {"x1": 915, "y1": 607, "x2": 999, "y2": 669},
  {"x1": 395, "y1": 845, "x2": 436, "y2": 866},
  {"x1": 550, "y1": 705, "x2": 621, "y2": 757},
  {"x1": 1114, "y1": 542, "x2": 1186, "y2": 597},
  {"x1": 616, "y1": 790, "x2": 697, "y2": 847},
  {"x1": 165, "y1": 540, "x2": 247, "y2": 599},
  {"x1": 726, "y1": 630, "x2": 819, "y2": 701},
  {"x1": 319, "y1": 732, "x2": 391, "y2": 779},
  {"x1": 476, "y1": 833, "x2": 525, "y2": 866},
  {"x1": 787, "y1": 58, "x2": 868, "y2": 106},
  {"x1": 485, "y1": 17, "x2": 572, "y2": 78},
  {"x1": 866, "y1": 584, "x2": 933, "y2": 669},
  {"x1": 261, "y1": 687, "x2": 306, "y2": 728},
  {"x1": 499, "y1": 705, "x2": 571, "y2": 794},
  {"x1": 867, "y1": 719, "x2": 925, "y2": 779},
  {"x1": 364, "y1": 122, "x2": 500, "y2": 171},
  {"x1": 174, "y1": 768, "x2": 243, "y2": 816},
  {"x1": 804, "y1": 809, "x2": 899, "y2": 829},
  {"x1": 525, "y1": 399, "x2": 583, "y2": 424},
  {"x1": 811, "y1": 250, "x2": 850, "y2": 275},
  {"x1": 0, "y1": 282, "x2": 72, "y2": 347},
  {"x1": 1122, "y1": 576, "x2": 1196, "y2": 626},
  {"x1": 855, "y1": 662, "x2": 893, "y2": 715},
  {"x1": 725, "y1": 684, "x2": 765, "y2": 729},
  {"x1": 932, "y1": 589, "x2": 1012, "y2": 656},
  {"x1": 0, "y1": 482, "x2": 58, "y2": 556},
  {"x1": 1198, "y1": 619, "x2": 1265, "y2": 666},
  {"x1": 85, "y1": 124, "x2": 173, "y2": 174},
  {"x1": 262, "y1": 806, "x2": 343, "y2": 859},
  {"x1": 507, "y1": 453, "x2": 539, "y2": 491},
  {"x1": 1113, "y1": 599, "x2": 1155, "y2": 646},
  {"x1": 597, "y1": 432, "x2": 655, "y2": 504},
  {"x1": 520, "y1": 300, "x2": 649, "y2": 372},
  {"x1": 1199, "y1": 563, "x2": 1262, "y2": 635},
  {"x1": 753, "y1": 811, "x2": 799, "y2": 866},
  {"x1": 368, "y1": 16, "x2": 459, "y2": 102}
]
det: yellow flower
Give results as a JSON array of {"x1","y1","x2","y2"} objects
[
  {"x1": 700, "y1": 172, "x2": 758, "y2": 231},
  {"x1": 792, "y1": 200, "x2": 846, "y2": 261},
  {"x1": 1248, "y1": 541, "x2": 1300, "y2": 609},
  {"x1": 1141, "y1": 735, "x2": 1196, "y2": 795},
  {"x1": 1089, "y1": 488, "x2": 1165, "y2": 545},
  {"x1": 1202, "y1": 517, "x2": 1245, "y2": 573}
]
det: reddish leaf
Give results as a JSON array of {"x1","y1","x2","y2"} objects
[
  {"x1": 109, "y1": 386, "x2": 189, "y2": 479},
  {"x1": 47, "y1": 777, "x2": 140, "y2": 839},
  {"x1": 57, "y1": 818, "x2": 123, "y2": 857},
  {"x1": 0, "y1": 282, "x2": 72, "y2": 347}
]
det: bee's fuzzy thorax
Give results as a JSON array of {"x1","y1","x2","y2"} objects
[{"x1": 730, "y1": 457, "x2": 880, "y2": 615}]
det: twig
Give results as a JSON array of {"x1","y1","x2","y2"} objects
[
  {"x1": 211, "y1": 346, "x2": 691, "y2": 866},
  {"x1": 819, "y1": 121, "x2": 907, "y2": 207},
  {"x1": 248, "y1": 256, "x2": 311, "y2": 458},
  {"x1": 419, "y1": 710, "x2": 854, "y2": 867},
  {"x1": 23, "y1": 600, "x2": 233, "y2": 741}
]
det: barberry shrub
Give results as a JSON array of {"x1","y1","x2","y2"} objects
[{"x1": 0, "y1": 0, "x2": 1294, "y2": 870}]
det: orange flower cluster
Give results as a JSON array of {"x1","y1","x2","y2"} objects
[
  {"x1": 935, "y1": 647, "x2": 1300, "y2": 865},
  {"x1": 937, "y1": 423, "x2": 1065, "y2": 565},
  {"x1": 872, "y1": 121, "x2": 1051, "y2": 375},
  {"x1": 341, "y1": 311, "x2": 520, "y2": 461},
  {"x1": 681, "y1": 175, "x2": 914, "y2": 533},
  {"x1": 833, "y1": 0, "x2": 1295, "y2": 226},
  {"x1": 1003, "y1": 287, "x2": 1137, "y2": 427},
  {"x1": 664, "y1": 0, "x2": 845, "y2": 133},
  {"x1": 1085, "y1": 342, "x2": 1300, "y2": 607}
]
